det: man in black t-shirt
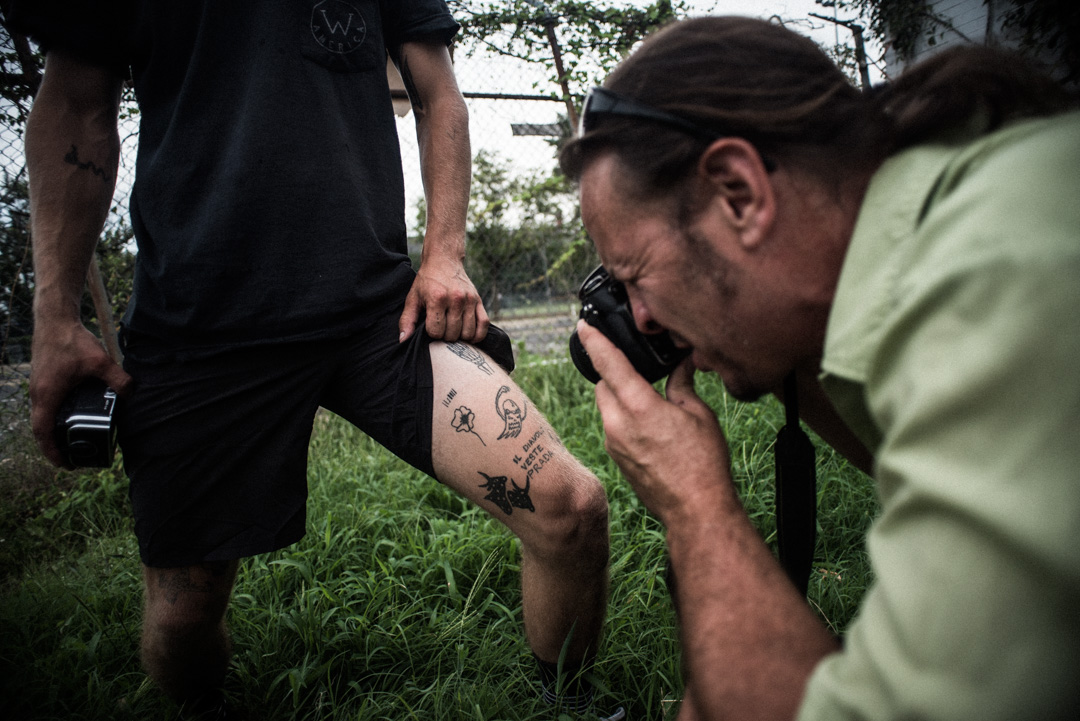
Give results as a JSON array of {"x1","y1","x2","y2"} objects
[{"x1": 14, "y1": 2, "x2": 617, "y2": 717}]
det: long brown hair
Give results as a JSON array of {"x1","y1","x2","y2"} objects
[{"x1": 560, "y1": 16, "x2": 1074, "y2": 195}]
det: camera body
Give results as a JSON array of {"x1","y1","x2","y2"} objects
[
  {"x1": 54, "y1": 378, "x2": 118, "y2": 468},
  {"x1": 568, "y1": 265, "x2": 690, "y2": 383}
]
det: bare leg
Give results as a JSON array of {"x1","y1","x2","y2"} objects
[
  {"x1": 140, "y1": 560, "x2": 239, "y2": 702},
  {"x1": 429, "y1": 341, "x2": 610, "y2": 668},
  {"x1": 677, "y1": 686, "x2": 702, "y2": 720}
]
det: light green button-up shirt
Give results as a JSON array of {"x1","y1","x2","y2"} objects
[{"x1": 800, "y1": 113, "x2": 1080, "y2": 720}]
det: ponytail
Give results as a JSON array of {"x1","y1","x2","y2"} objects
[
  {"x1": 871, "y1": 45, "x2": 1075, "y2": 152},
  {"x1": 561, "y1": 17, "x2": 1074, "y2": 193}
]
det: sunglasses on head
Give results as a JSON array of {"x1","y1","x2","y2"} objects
[{"x1": 578, "y1": 86, "x2": 777, "y2": 172}]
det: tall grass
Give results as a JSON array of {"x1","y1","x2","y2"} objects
[{"x1": 0, "y1": 356, "x2": 877, "y2": 720}]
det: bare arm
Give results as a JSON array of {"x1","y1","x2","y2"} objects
[
  {"x1": 393, "y1": 40, "x2": 488, "y2": 343},
  {"x1": 26, "y1": 50, "x2": 132, "y2": 467},
  {"x1": 577, "y1": 321, "x2": 839, "y2": 720}
]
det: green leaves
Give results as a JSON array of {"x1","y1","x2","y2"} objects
[
  {"x1": 452, "y1": 1, "x2": 687, "y2": 99},
  {"x1": 461, "y1": 150, "x2": 597, "y2": 313}
]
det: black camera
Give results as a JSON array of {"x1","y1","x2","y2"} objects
[
  {"x1": 568, "y1": 265, "x2": 690, "y2": 384},
  {"x1": 54, "y1": 378, "x2": 118, "y2": 468}
]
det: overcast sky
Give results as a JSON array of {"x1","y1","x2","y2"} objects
[
  {"x1": 652, "y1": 0, "x2": 879, "y2": 61},
  {"x1": 396, "y1": 0, "x2": 882, "y2": 229}
]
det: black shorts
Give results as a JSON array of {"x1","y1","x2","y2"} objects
[{"x1": 117, "y1": 308, "x2": 514, "y2": 567}]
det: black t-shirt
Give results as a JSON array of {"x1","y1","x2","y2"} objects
[{"x1": 10, "y1": 0, "x2": 459, "y2": 346}]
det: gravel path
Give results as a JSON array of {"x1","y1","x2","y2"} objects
[{"x1": 496, "y1": 312, "x2": 578, "y2": 360}]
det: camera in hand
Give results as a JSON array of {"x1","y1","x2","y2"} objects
[
  {"x1": 54, "y1": 378, "x2": 118, "y2": 468},
  {"x1": 568, "y1": 265, "x2": 690, "y2": 384}
]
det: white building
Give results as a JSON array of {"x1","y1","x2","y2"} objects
[{"x1": 884, "y1": 0, "x2": 1066, "y2": 82}]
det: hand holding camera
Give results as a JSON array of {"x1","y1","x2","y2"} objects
[
  {"x1": 569, "y1": 265, "x2": 689, "y2": 383},
  {"x1": 28, "y1": 315, "x2": 131, "y2": 468},
  {"x1": 54, "y1": 378, "x2": 118, "y2": 468}
]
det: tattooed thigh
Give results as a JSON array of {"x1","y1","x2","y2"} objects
[
  {"x1": 143, "y1": 560, "x2": 239, "y2": 608},
  {"x1": 429, "y1": 341, "x2": 573, "y2": 526}
]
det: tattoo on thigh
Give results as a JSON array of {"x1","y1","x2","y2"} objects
[
  {"x1": 512, "y1": 429, "x2": 556, "y2": 483},
  {"x1": 478, "y1": 470, "x2": 535, "y2": 515},
  {"x1": 495, "y1": 385, "x2": 526, "y2": 440},
  {"x1": 446, "y1": 343, "x2": 494, "y2": 375},
  {"x1": 441, "y1": 388, "x2": 458, "y2": 408},
  {"x1": 155, "y1": 564, "x2": 228, "y2": 605},
  {"x1": 451, "y1": 405, "x2": 486, "y2": 445}
]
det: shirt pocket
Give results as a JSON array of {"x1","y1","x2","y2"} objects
[{"x1": 301, "y1": 0, "x2": 383, "y2": 72}]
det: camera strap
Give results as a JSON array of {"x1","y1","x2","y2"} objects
[{"x1": 774, "y1": 372, "x2": 817, "y2": 596}]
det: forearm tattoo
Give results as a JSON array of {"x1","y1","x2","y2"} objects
[
  {"x1": 64, "y1": 144, "x2": 110, "y2": 182},
  {"x1": 495, "y1": 385, "x2": 526, "y2": 440},
  {"x1": 478, "y1": 470, "x2": 535, "y2": 515},
  {"x1": 451, "y1": 405, "x2": 486, "y2": 445},
  {"x1": 446, "y1": 343, "x2": 494, "y2": 375}
]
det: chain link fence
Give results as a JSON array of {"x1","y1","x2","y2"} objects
[
  {"x1": 0, "y1": 14, "x2": 611, "y2": 475},
  {"x1": 1, "y1": 22, "x2": 38, "y2": 489}
]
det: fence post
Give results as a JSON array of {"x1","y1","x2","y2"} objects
[
  {"x1": 86, "y1": 256, "x2": 122, "y2": 363},
  {"x1": 810, "y1": 12, "x2": 873, "y2": 89},
  {"x1": 526, "y1": 0, "x2": 579, "y2": 128},
  {"x1": 543, "y1": 20, "x2": 578, "y2": 128}
]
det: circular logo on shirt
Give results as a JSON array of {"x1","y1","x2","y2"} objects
[{"x1": 310, "y1": 0, "x2": 367, "y2": 55}]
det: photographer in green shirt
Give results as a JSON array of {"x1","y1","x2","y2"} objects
[{"x1": 562, "y1": 15, "x2": 1080, "y2": 721}]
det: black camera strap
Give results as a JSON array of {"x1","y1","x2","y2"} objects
[{"x1": 774, "y1": 372, "x2": 817, "y2": 596}]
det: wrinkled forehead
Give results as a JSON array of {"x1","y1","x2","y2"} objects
[
  {"x1": 577, "y1": 158, "x2": 611, "y2": 241},
  {"x1": 578, "y1": 153, "x2": 649, "y2": 234}
]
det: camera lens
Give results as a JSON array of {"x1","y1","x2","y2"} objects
[
  {"x1": 67, "y1": 440, "x2": 100, "y2": 461},
  {"x1": 569, "y1": 319, "x2": 689, "y2": 384},
  {"x1": 568, "y1": 265, "x2": 690, "y2": 384}
]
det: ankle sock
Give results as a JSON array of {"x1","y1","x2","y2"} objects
[{"x1": 534, "y1": 654, "x2": 596, "y2": 713}]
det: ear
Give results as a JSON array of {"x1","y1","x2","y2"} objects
[{"x1": 696, "y1": 138, "x2": 776, "y2": 249}]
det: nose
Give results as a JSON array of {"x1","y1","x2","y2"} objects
[{"x1": 626, "y1": 287, "x2": 663, "y2": 335}]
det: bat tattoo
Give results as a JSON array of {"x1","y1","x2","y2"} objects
[{"x1": 477, "y1": 471, "x2": 535, "y2": 515}]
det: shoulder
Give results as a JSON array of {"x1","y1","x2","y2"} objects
[
  {"x1": 381, "y1": 0, "x2": 460, "y2": 47},
  {"x1": 908, "y1": 112, "x2": 1080, "y2": 281},
  {"x1": 5, "y1": 0, "x2": 135, "y2": 77}
]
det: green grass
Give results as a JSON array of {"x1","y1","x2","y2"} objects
[{"x1": 0, "y1": 358, "x2": 877, "y2": 720}]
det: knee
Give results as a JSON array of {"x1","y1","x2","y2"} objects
[
  {"x1": 140, "y1": 583, "x2": 234, "y2": 693},
  {"x1": 141, "y1": 603, "x2": 233, "y2": 701},
  {"x1": 142, "y1": 564, "x2": 235, "y2": 641},
  {"x1": 144, "y1": 596, "x2": 227, "y2": 642},
  {"x1": 526, "y1": 462, "x2": 609, "y2": 565}
]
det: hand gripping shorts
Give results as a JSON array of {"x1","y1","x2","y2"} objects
[{"x1": 117, "y1": 307, "x2": 514, "y2": 567}]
